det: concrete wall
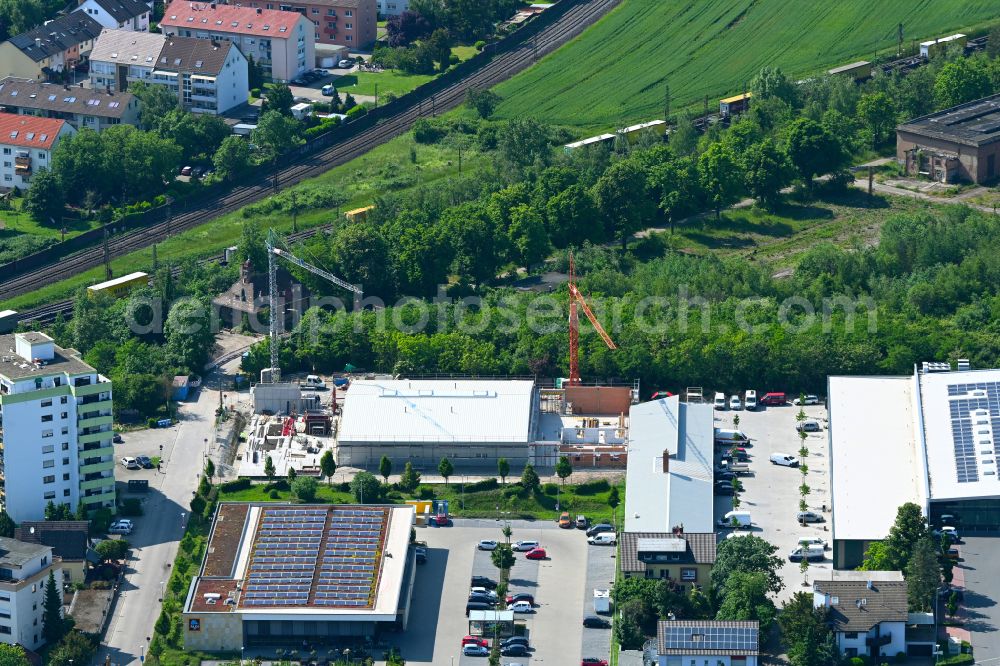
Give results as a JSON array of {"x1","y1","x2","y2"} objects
[
  {"x1": 183, "y1": 610, "x2": 244, "y2": 652},
  {"x1": 897, "y1": 130, "x2": 1000, "y2": 184},
  {"x1": 564, "y1": 386, "x2": 632, "y2": 416}
]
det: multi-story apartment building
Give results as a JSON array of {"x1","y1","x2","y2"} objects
[
  {"x1": 0, "y1": 11, "x2": 103, "y2": 81},
  {"x1": 0, "y1": 537, "x2": 62, "y2": 650},
  {"x1": 0, "y1": 333, "x2": 115, "y2": 522},
  {"x1": 159, "y1": 2, "x2": 314, "y2": 82},
  {"x1": 243, "y1": 0, "x2": 377, "y2": 47},
  {"x1": 0, "y1": 114, "x2": 75, "y2": 190},
  {"x1": 375, "y1": 0, "x2": 408, "y2": 18},
  {"x1": 0, "y1": 77, "x2": 139, "y2": 131},
  {"x1": 89, "y1": 30, "x2": 248, "y2": 114},
  {"x1": 78, "y1": 0, "x2": 152, "y2": 32}
]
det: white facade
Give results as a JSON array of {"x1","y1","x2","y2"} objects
[
  {"x1": 659, "y1": 656, "x2": 758, "y2": 666},
  {"x1": 376, "y1": 0, "x2": 408, "y2": 16},
  {"x1": 0, "y1": 333, "x2": 115, "y2": 522},
  {"x1": 0, "y1": 120, "x2": 75, "y2": 191},
  {"x1": 78, "y1": 0, "x2": 151, "y2": 32},
  {"x1": 0, "y1": 538, "x2": 62, "y2": 650}
]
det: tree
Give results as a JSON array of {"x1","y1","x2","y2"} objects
[
  {"x1": 287, "y1": 466, "x2": 297, "y2": 484},
  {"x1": 351, "y1": 471, "x2": 381, "y2": 503},
  {"x1": 386, "y1": 9, "x2": 432, "y2": 46},
  {"x1": 490, "y1": 543, "x2": 516, "y2": 575},
  {"x1": 545, "y1": 184, "x2": 602, "y2": 247},
  {"x1": 438, "y1": 457, "x2": 454, "y2": 485},
  {"x1": 100, "y1": 125, "x2": 182, "y2": 201},
  {"x1": 165, "y1": 297, "x2": 215, "y2": 372},
  {"x1": 50, "y1": 129, "x2": 110, "y2": 205},
  {"x1": 741, "y1": 139, "x2": 791, "y2": 210},
  {"x1": 263, "y1": 83, "x2": 295, "y2": 116},
  {"x1": 23, "y1": 168, "x2": 64, "y2": 224},
  {"x1": 130, "y1": 81, "x2": 179, "y2": 130},
  {"x1": 292, "y1": 477, "x2": 318, "y2": 503},
  {"x1": 779, "y1": 592, "x2": 834, "y2": 658},
  {"x1": 555, "y1": 456, "x2": 572, "y2": 485},
  {"x1": 880, "y1": 502, "x2": 930, "y2": 571},
  {"x1": 0, "y1": 509, "x2": 14, "y2": 538},
  {"x1": 520, "y1": 464, "x2": 540, "y2": 493},
  {"x1": 860, "y1": 540, "x2": 892, "y2": 571},
  {"x1": 507, "y1": 204, "x2": 549, "y2": 268},
  {"x1": 788, "y1": 624, "x2": 838, "y2": 666},
  {"x1": 319, "y1": 450, "x2": 337, "y2": 486},
  {"x1": 47, "y1": 631, "x2": 97, "y2": 666},
  {"x1": 592, "y1": 158, "x2": 656, "y2": 250},
  {"x1": 251, "y1": 110, "x2": 303, "y2": 161},
  {"x1": 237, "y1": 219, "x2": 268, "y2": 274},
  {"x1": 0, "y1": 644, "x2": 30, "y2": 666},
  {"x1": 379, "y1": 455, "x2": 393, "y2": 483},
  {"x1": 399, "y1": 461, "x2": 421, "y2": 493},
  {"x1": 607, "y1": 486, "x2": 620, "y2": 510},
  {"x1": 497, "y1": 458, "x2": 510, "y2": 486},
  {"x1": 785, "y1": 118, "x2": 846, "y2": 188},
  {"x1": 204, "y1": 458, "x2": 215, "y2": 482},
  {"x1": 750, "y1": 66, "x2": 795, "y2": 105},
  {"x1": 715, "y1": 570, "x2": 776, "y2": 629},
  {"x1": 698, "y1": 142, "x2": 743, "y2": 219},
  {"x1": 654, "y1": 155, "x2": 704, "y2": 233},
  {"x1": 934, "y1": 59, "x2": 992, "y2": 109},
  {"x1": 95, "y1": 539, "x2": 130, "y2": 562},
  {"x1": 497, "y1": 118, "x2": 551, "y2": 168},
  {"x1": 44, "y1": 501, "x2": 72, "y2": 521},
  {"x1": 246, "y1": 53, "x2": 265, "y2": 90},
  {"x1": 263, "y1": 455, "x2": 276, "y2": 483},
  {"x1": 466, "y1": 88, "x2": 502, "y2": 119},
  {"x1": 425, "y1": 28, "x2": 453, "y2": 72},
  {"x1": 905, "y1": 537, "x2": 941, "y2": 612},
  {"x1": 42, "y1": 570, "x2": 64, "y2": 644},
  {"x1": 213, "y1": 135, "x2": 252, "y2": 182},
  {"x1": 856, "y1": 92, "x2": 897, "y2": 147},
  {"x1": 330, "y1": 221, "x2": 396, "y2": 300},
  {"x1": 670, "y1": 115, "x2": 699, "y2": 155},
  {"x1": 713, "y1": 535, "x2": 784, "y2": 594}
]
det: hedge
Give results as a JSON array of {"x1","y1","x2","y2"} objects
[{"x1": 220, "y1": 477, "x2": 251, "y2": 492}]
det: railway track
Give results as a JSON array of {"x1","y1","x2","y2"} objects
[{"x1": 13, "y1": 0, "x2": 620, "y2": 325}]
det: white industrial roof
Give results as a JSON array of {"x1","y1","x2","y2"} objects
[
  {"x1": 625, "y1": 396, "x2": 714, "y2": 533},
  {"x1": 828, "y1": 375, "x2": 925, "y2": 542},
  {"x1": 338, "y1": 379, "x2": 536, "y2": 444},
  {"x1": 919, "y1": 368, "x2": 1000, "y2": 501}
]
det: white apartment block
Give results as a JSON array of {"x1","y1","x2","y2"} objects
[
  {"x1": 159, "y1": 2, "x2": 314, "y2": 82},
  {"x1": 0, "y1": 114, "x2": 75, "y2": 191},
  {"x1": 78, "y1": 0, "x2": 151, "y2": 32},
  {"x1": 89, "y1": 29, "x2": 248, "y2": 114},
  {"x1": 376, "y1": 0, "x2": 408, "y2": 17},
  {"x1": 0, "y1": 538, "x2": 62, "y2": 650},
  {"x1": 0, "y1": 333, "x2": 115, "y2": 522}
]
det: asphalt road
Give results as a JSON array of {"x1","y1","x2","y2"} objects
[
  {"x1": 956, "y1": 537, "x2": 1000, "y2": 663},
  {"x1": 96, "y1": 381, "x2": 218, "y2": 665}
]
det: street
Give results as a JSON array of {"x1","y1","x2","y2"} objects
[{"x1": 96, "y1": 378, "x2": 220, "y2": 665}]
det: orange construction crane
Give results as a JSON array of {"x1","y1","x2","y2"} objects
[{"x1": 568, "y1": 251, "x2": 617, "y2": 386}]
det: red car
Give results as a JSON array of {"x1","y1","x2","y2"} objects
[
  {"x1": 506, "y1": 592, "x2": 535, "y2": 605},
  {"x1": 434, "y1": 513, "x2": 449, "y2": 526},
  {"x1": 525, "y1": 547, "x2": 547, "y2": 560},
  {"x1": 462, "y1": 636, "x2": 488, "y2": 648},
  {"x1": 582, "y1": 659, "x2": 609, "y2": 666}
]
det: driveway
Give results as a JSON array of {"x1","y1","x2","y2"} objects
[{"x1": 955, "y1": 536, "x2": 1000, "y2": 662}]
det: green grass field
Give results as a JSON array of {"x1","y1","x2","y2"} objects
[
  {"x1": 493, "y1": 0, "x2": 1000, "y2": 129},
  {"x1": 335, "y1": 46, "x2": 480, "y2": 97}
]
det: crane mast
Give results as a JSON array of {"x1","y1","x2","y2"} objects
[{"x1": 567, "y1": 251, "x2": 617, "y2": 386}]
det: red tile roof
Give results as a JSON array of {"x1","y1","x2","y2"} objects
[
  {"x1": 161, "y1": 1, "x2": 307, "y2": 39},
  {"x1": 0, "y1": 113, "x2": 67, "y2": 150}
]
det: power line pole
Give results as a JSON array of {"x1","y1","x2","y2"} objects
[
  {"x1": 663, "y1": 82, "x2": 670, "y2": 124},
  {"x1": 898, "y1": 23, "x2": 904, "y2": 57},
  {"x1": 102, "y1": 226, "x2": 112, "y2": 281}
]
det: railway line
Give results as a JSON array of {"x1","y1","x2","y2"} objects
[{"x1": 3, "y1": 0, "x2": 620, "y2": 313}]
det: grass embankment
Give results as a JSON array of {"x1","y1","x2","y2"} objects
[
  {"x1": 0, "y1": 201, "x2": 102, "y2": 240},
  {"x1": 493, "y1": 0, "x2": 1000, "y2": 129},
  {"x1": 1, "y1": 135, "x2": 487, "y2": 311},
  {"x1": 335, "y1": 45, "x2": 481, "y2": 97}
]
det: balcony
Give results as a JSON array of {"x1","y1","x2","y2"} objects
[
  {"x1": 73, "y1": 381, "x2": 111, "y2": 398},
  {"x1": 78, "y1": 431, "x2": 112, "y2": 445},
  {"x1": 79, "y1": 395, "x2": 111, "y2": 407},
  {"x1": 866, "y1": 634, "x2": 892, "y2": 648},
  {"x1": 324, "y1": 25, "x2": 337, "y2": 36},
  {"x1": 80, "y1": 476, "x2": 114, "y2": 491},
  {"x1": 81, "y1": 489, "x2": 115, "y2": 505},
  {"x1": 80, "y1": 459, "x2": 114, "y2": 475},
  {"x1": 78, "y1": 414, "x2": 112, "y2": 429},
  {"x1": 14, "y1": 155, "x2": 31, "y2": 174}
]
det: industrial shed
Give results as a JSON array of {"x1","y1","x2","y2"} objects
[{"x1": 336, "y1": 379, "x2": 540, "y2": 469}]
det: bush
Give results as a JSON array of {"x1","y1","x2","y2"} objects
[
  {"x1": 413, "y1": 117, "x2": 447, "y2": 144},
  {"x1": 147, "y1": 418, "x2": 158, "y2": 429},
  {"x1": 849, "y1": 657, "x2": 867, "y2": 666},
  {"x1": 937, "y1": 656, "x2": 973, "y2": 666},
  {"x1": 465, "y1": 478, "x2": 499, "y2": 493},
  {"x1": 189, "y1": 494, "x2": 206, "y2": 516},
  {"x1": 338, "y1": 481, "x2": 351, "y2": 493},
  {"x1": 474, "y1": 40, "x2": 486, "y2": 51},
  {"x1": 220, "y1": 477, "x2": 251, "y2": 492},
  {"x1": 449, "y1": 54, "x2": 460, "y2": 66},
  {"x1": 542, "y1": 482, "x2": 558, "y2": 496},
  {"x1": 575, "y1": 478, "x2": 611, "y2": 495},
  {"x1": 896, "y1": 653, "x2": 906, "y2": 664},
  {"x1": 268, "y1": 489, "x2": 280, "y2": 499},
  {"x1": 417, "y1": 485, "x2": 436, "y2": 500},
  {"x1": 292, "y1": 477, "x2": 318, "y2": 503},
  {"x1": 250, "y1": 88, "x2": 261, "y2": 97},
  {"x1": 346, "y1": 105, "x2": 368, "y2": 119}
]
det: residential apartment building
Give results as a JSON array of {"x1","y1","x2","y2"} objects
[
  {"x1": 0, "y1": 538, "x2": 62, "y2": 650},
  {"x1": 813, "y1": 573, "x2": 908, "y2": 659},
  {"x1": 159, "y1": 2, "x2": 314, "y2": 82},
  {"x1": 0, "y1": 114, "x2": 75, "y2": 190},
  {"x1": 243, "y1": 0, "x2": 377, "y2": 47},
  {"x1": 620, "y1": 530, "x2": 716, "y2": 590},
  {"x1": 90, "y1": 30, "x2": 247, "y2": 114},
  {"x1": 0, "y1": 333, "x2": 115, "y2": 522},
  {"x1": 0, "y1": 77, "x2": 139, "y2": 131},
  {"x1": 0, "y1": 11, "x2": 103, "y2": 81},
  {"x1": 375, "y1": 0, "x2": 408, "y2": 18},
  {"x1": 14, "y1": 521, "x2": 91, "y2": 584},
  {"x1": 78, "y1": 0, "x2": 152, "y2": 32}
]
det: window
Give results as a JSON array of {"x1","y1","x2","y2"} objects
[
  {"x1": 61, "y1": 427, "x2": 68, "y2": 435},
  {"x1": 345, "y1": 9, "x2": 352, "y2": 16},
  {"x1": 62, "y1": 458, "x2": 69, "y2": 466},
  {"x1": 681, "y1": 568, "x2": 697, "y2": 581},
  {"x1": 346, "y1": 35, "x2": 352, "y2": 41},
  {"x1": 0, "y1": 626, "x2": 9, "y2": 635},
  {"x1": 2, "y1": 162, "x2": 8, "y2": 168},
  {"x1": 327, "y1": 21, "x2": 334, "y2": 28},
  {"x1": 43, "y1": 460, "x2": 54, "y2": 469},
  {"x1": 345, "y1": 22, "x2": 352, "y2": 29},
  {"x1": 43, "y1": 492, "x2": 55, "y2": 500},
  {"x1": 41, "y1": 429, "x2": 53, "y2": 438},
  {"x1": 41, "y1": 399, "x2": 52, "y2": 407},
  {"x1": 62, "y1": 473, "x2": 70, "y2": 481},
  {"x1": 845, "y1": 632, "x2": 860, "y2": 639},
  {"x1": 2, "y1": 148, "x2": 8, "y2": 155},
  {"x1": 60, "y1": 396, "x2": 67, "y2": 404},
  {"x1": 41, "y1": 414, "x2": 53, "y2": 422},
  {"x1": 42, "y1": 445, "x2": 54, "y2": 454},
  {"x1": 62, "y1": 442, "x2": 69, "y2": 451},
  {"x1": 63, "y1": 489, "x2": 70, "y2": 497},
  {"x1": 60, "y1": 412, "x2": 68, "y2": 419},
  {"x1": 43, "y1": 475, "x2": 55, "y2": 484}
]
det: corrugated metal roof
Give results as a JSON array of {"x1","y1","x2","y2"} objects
[{"x1": 338, "y1": 379, "x2": 536, "y2": 444}]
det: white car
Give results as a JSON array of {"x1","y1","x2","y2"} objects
[
  {"x1": 109, "y1": 519, "x2": 133, "y2": 535},
  {"x1": 509, "y1": 601, "x2": 535, "y2": 613},
  {"x1": 463, "y1": 644, "x2": 489, "y2": 656},
  {"x1": 713, "y1": 392, "x2": 726, "y2": 410},
  {"x1": 513, "y1": 540, "x2": 539, "y2": 552},
  {"x1": 744, "y1": 390, "x2": 757, "y2": 410},
  {"x1": 793, "y1": 394, "x2": 820, "y2": 405},
  {"x1": 470, "y1": 587, "x2": 497, "y2": 600},
  {"x1": 338, "y1": 59, "x2": 354, "y2": 69},
  {"x1": 729, "y1": 395, "x2": 742, "y2": 410},
  {"x1": 478, "y1": 540, "x2": 498, "y2": 551},
  {"x1": 119, "y1": 457, "x2": 140, "y2": 470}
]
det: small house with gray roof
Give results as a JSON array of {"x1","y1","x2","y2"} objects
[{"x1": 813, "y1": 573, "x2": 908, "y2": 659}]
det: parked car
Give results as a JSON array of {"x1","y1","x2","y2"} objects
[
  {"x1": 180, "y1": 166, "x2": 192, "y2": 176},
  {"x1": 745, "y1": 390, "x2": 757, "y2": 410},
  {"x1": 506, "y1": 592, "x2": 534, "y2": 605},
  {"x1": 468, "y1": 593, "x2": 497, "y2": 605},
  {"x1": 462, "y1": 636, "x2": 488, "y2": 648},
  {"x1": 466, "y1": 602, "x2": 492, "y2": 615},
  {"x1": 938, "y1": 585, "x2": 964, "y2": 601},
  {"x1": 582, "y1": 659, "x2": 609, "y2": 666},
  {"x1": 715, "y1": 470, "x2": 736, "y2": 482},
  {"x1": 798, "y1": 536, "x2": 829, "y2": 549},
  {"x1": 501, "y1": 644, "x2": 530, "y2": 657},
  {"x1": 291, "y1": 77, "x2": 307, "y2": 85},
  {"x1": 759, "y1": 392, "x2": 786, "y2": 406},
  {"x1": 729, "y1": 395, "x2": 742, "y2": 410},
  {"x1": 312, "y1": 68, "x2": 328, "y2": 76},
  {"x1": 770, "y1": 453, "x2": 799, "y2": 467},
  {"x1": 586, "y1": 524, "x2": 613, "y2": 538},
  {"x1": 463, "y1": 644, "x2": 489, "y2": 656},
  {"x1": 713, "y1": 392, "x2": 726, "y2": 410},
  {"x1": 583, "y1": 615, "x2": 611, "y2": 628},
  {"x1": 793, "y1": 394, "x2": 820, "y2": 405},
  {"x1": 509, "y1": 600, "x2": 535, "y2": 613},
  {"x1": 338, "y1": 59, "x2": 354, "y2": 68},
  {"x1": 558, "y1": 511, "x2": 572, "y2": 528},
  {"x1": 933, "y1": 526, "x2": 960, "y2": 543},
  {"x1": 321, "y1": 84, "x2": 335, "y2": 96},
  {"x1": 788, "y1": 545, "x2": 825, "y2": 563},
  {"x1": 588, "y1": 533, "x2": 616, "y2": 545},
  {"x1": 470, "y1": 587, "x2": 497, "y2": 600},
  {"x1": 575, "y1": 515, "x2": 588, "y2": 529},
  {"x1": 501, "y1": 636, "x2": 529, "y2": 648},
  {"x1": 797, "y1": 511, "x2": 825, "y2": 523},
  {"x1": 525, "y1": 548, "x2": 547, "y2": 560},
  {"x1": 471, "y1": 576, "x2": 497, "y2": 589},
  {"x1": 415, "y1": 547, "x2": 426, "y2": 564},
  {"x1": 478, "y1": 540, "x2": 498, "y2": 551},
  {"x1": 119, "y1": 457, "x2": 140, "y2": 470},
  {"x1": 714, "y1": 480, "x2": 735, "y2": 495},
  {"x1": 109, "y1": 519, "x2": 133, "y2": 535},
  {"x1": 136, "y1": 455, "x2": 153, "y2": 469},
  {"x1": 796, "y1": 420, "x2": 822, "y2": 433},
  {"x1": 513, "y1": 540, "x2": 539, "y2": 552},
  {"x1": 944, "y1": 547, "x2": 961, "y2": 560}
]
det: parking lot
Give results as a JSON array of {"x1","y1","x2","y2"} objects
[
  {"x1": 394, "y1": 518, "x2": 592, "y2": 665},
  {"x1": 713, "y1": 400, "x2": 833, "y2": 601}
]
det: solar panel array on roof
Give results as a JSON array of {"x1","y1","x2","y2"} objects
[
  {"x1": 314, "y1": 508, "x2": 385, "y2": 607},
  {"x1": 946, "y1": 382, "x2": 1000, "y2": 483},
  {"x1": 660, "y1": 623, "x2": 758, "y2": 652}
]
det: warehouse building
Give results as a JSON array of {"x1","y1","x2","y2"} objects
[
  {"x1": 336, "y1": 379, "x2": 539, "y2": 469},
  {"x1": 896, "y1": 94, "x2": 1000, "y2": 184},
  {"x1": 183, "y1": 503, "x2": 416, "y2": 651},
  {"x1": 828, "y1": 362, "x2": 1000, "y2": 568}
]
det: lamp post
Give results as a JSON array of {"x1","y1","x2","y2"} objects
[
  {"x1": 461, "y1": 475, "x2": 465, "y2": 510},
  {"x1": 158, "y1": 580, "x2": 164, "y2": 602}
]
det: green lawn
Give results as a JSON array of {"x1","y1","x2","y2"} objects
[
  {"x1": 0, "y1": 136, "x2": 488, "y2": 311},
  {"x1": 333, "y1": 70, "x2": 435, "y2": 97},
  {"x1": 493, "y1": 0, "x2": 1000, "y2": 129},
  {"x1": 0, "y1": 201, "x2": 101, "y2": 240}
]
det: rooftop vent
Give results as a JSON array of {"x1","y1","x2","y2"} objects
[
  {"x1": 957, "y1": 359, "x2": 971, "y2": 371},
  {"x1": 921, "y1": 361, "x2": 952, "y2": 374}
]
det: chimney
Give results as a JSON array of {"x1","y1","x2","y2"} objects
[
  {"x1": 35, "y1": 38, "x2": 42, "y2": 48},
  {"x1": 866, "y1": 580, "x2": 874, "y2": 590},
  {"x1": 661, "y1": 450, "x2": 669, "y2": 473}
]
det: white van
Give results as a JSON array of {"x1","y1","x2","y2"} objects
[
  {"x1": 717, "y1": 511, "x2": 751, "y2": 527},
  {"x1": 770, "y1": 453, "x2": 799, "y2": 467},
  {"x1": 303, "y1": 375, "x2": 326, "y2": 389},
  {"x1": 713, "y1": 392, "x2": 726, "y2": 410},
  {"x1": 588, "y1": 532, "x2": 616, "y2": 545},
  {"x1": 745, "y1": 390, "x2": 757, "y2": 410}
]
